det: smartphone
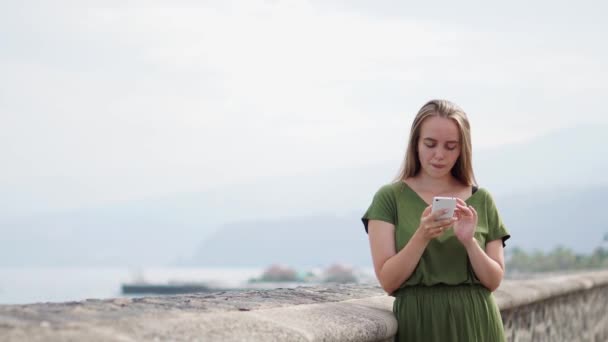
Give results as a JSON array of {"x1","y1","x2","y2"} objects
[{"x1": 431, "y1": 196, "x2": 457, "y2": 220}]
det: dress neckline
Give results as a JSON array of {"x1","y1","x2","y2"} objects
[{"x1": 400, "y1": 181, "x2": 481, "y2": 206}]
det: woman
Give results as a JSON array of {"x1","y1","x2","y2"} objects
[{"x1": 362, "y1": 99, "x2": 510, "y2": 341}]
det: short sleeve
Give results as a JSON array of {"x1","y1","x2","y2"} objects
[
  {"x1": 361, "y1": 184, "x2": 397, "y2": 234},
  {"x1": 484, "y1": 191, "x2": 511, "y2": 247}
]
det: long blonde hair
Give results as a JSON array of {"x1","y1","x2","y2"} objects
[{"x1": 394, "y1": 99, "x2": 477, "y2": 186}]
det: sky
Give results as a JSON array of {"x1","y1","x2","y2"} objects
[{"x1": 1, "y1": 0, "x2": 607, "y2": 217}]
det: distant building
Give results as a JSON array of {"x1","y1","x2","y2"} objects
[
  {"x1": 257, "y1": 264, "x2": 299, "y2": 282},
  {"x1": 323, "y1": 263, "x2": 357, "y2": 284}
]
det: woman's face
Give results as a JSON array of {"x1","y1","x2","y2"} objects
[{"x1": 417, "y1": 116, "x2": 461, "y2": 179}]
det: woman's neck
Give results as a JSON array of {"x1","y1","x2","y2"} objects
[{"x1": 410, "y1": 174, "x2": 459, "y2": 193}]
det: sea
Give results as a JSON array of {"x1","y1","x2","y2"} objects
[{"x1": 0, "y1": 267, "x2": 377, "y2": 305}]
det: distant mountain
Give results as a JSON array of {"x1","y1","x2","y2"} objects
[
  {"x1": 474, "y1": 124, "x2": 608, "y2": 195},
  {"x1": 0, "y1": 164, "x2": 391, "y2": 267},
  {"x1": 188, "y1": 214, "x2": 370, "y2": 268},
  {"x1": 0, "y1": 124, "x2": 605, "y2": 267},
  {"x1": 188, "y1": 186, "x2": 608, "y2": 267},
  {"x1": 497, "y1": 185, "x2": 608, "y2": 253},
  {"x1": 0, "y1": 202, "x2": 220, "y2": 267}
]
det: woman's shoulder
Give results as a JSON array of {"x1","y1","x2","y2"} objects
[
  {"x1": 472, "y1": 186, "x2": 498, "y2": 202},
  {"x1": 375, "y1": 181, "x2": 405, "y2": 196},
  {"x1": 370, "y1": 182, "x2": 405, "y2": 202}
]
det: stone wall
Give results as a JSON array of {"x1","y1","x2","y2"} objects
[
  {"x1": 0, "y1": 271, "x2": 607, "y2": 341},
  {"x1": 498, "y1": 272, "x2": 608, "y2": 342}
]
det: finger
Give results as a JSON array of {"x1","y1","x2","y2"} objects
[
  {"x1": 431, "y1": 225, "x2": 450, "y2": 237},
  {"x1": 453, "y1": 207, "x2": 463, "y2": 219},
  {"x1": 430, "y1": 208, "x2": 451, "y2": 220},
  {"x1": 428, "y1": 228, "x2": 442, "y2": 238},
  {"x1": 455, "y1": 203, "x2": 468, "y2": 210},
  {"x1": 469, "y1": 205, "x2": 478, "y2": 216},
  {"x1": 429, "y1": 217, "x2": 456, "y2": 229},
  {"x1": 426, "y1": 221, "x2": 443, "y2": 232},
  {"x1": 429, "y1": 232, "x2": 443, "y2": 238},
  {"x1": 426, "y1": 221, "x2": 451, "y2": 234},
  {"x1": 437, "y1": 225, "x2": 451, "y2": 233},
  {"x1": 427, "y1": 226, "x2": 451, "y2": 239},
  {"x1": 455, "y1": 203, "x2": 472, "y2": 216},
  {"x1": 421, "y1": 205, "x2": 432, "y2": 217},
  {"x1": 455, "y1": 198, "x2": 467, "y2": 206}
]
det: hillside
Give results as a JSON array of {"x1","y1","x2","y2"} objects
[
  {"x1": 188, "y1": 186, "x2": 608, "y2": 267},
  {"x1": 0, "y1": 125, "x2": 605, "y2": 267}
]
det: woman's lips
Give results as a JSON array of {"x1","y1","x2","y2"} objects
[{"x1": 431, "y1": 163, "x2": 446, "y2": 169}]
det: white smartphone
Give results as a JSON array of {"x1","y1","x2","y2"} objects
[{"x1": 431, "y1": 196, "x2": 457, "y2": 220}]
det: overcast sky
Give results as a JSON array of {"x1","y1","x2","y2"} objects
[{"x1": 1, "y1": 0, "x2": 607, "y2": 216}]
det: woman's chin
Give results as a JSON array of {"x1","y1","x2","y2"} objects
[{"x1": 424, "y1": 169, "x2": 451, "y2": 179}]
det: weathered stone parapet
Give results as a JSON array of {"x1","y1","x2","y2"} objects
[
  {"x1": 498, "y1": 271, "x2": 608, "y2": 342},
  {"x1": 0, "y1": 285, "x2": 393, "y2": 342},
  {"x1": 1, "y1": 271, "x2": 607, "y2": 341}
]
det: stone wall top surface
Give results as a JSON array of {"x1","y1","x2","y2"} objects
[
  {"x1": 494, "y1": 270, "x2": 608, "y2": 310},
  {"x1": 1, "y1": 270, "x2": 607, "y2": 342}
]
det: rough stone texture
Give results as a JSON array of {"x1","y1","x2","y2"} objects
[
  {"x1": 1, "y1": 272, "x2": 607, "y2": 341},
  {"x1": 502, "y1": 285, "x2": 608, "y2": 342},
  {"x1": 0, "y1": 285, "x2": 395, "y2": 342},
  {"x1": 497, "y1": 271, "x2": 608, "y2": 342}
]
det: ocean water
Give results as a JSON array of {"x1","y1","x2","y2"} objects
[
  {"x1": 0, "y1": 267, "x2": 377, "y2": 305},
  {"x1": 0, "y1": 267, "x2": 263, "y2": 305}
]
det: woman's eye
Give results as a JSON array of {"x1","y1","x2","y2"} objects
[
  {"x1": 425, "y1": 143, "x2": 436, "y2": 148},
  {"x1": 446, "y1": 144, "x2": 457, "y2": 150}
]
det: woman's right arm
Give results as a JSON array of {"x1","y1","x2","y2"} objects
[
  {"x1": 368, "y1": 206, "x2": 456, "y2": 294},
  {"x1": 368, "y1": 221, "x2": 429, "y2": 294}
]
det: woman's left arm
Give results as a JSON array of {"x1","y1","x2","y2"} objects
[
  {"x1": 454, "y1": 199, "x2": 505, "y2": 292},
  {"x1": 462, "y1": 238, "x2": 504, "y2": 292}
]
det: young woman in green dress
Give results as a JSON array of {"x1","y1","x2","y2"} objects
[{"x1": 362, "y1": 99, "x2": 510, "y2": 341}]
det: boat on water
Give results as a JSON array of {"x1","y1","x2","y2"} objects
[
  {"x1": 120, "y1": 270, "x2": 231, "y2": 295},
  {"x1": 121, "y1": 282, "x2": 228, "y2": 295},
  {"x1": 121, "y1": 263, "x2": 371, "y2": 295}
]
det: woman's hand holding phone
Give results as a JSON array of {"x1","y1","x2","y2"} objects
[
  {"x1": 416, "y1": 204, "x2": 457, "y2": 242},
  {"x1": 415, "y1": 197, "x2": 478, "y2": 244}
]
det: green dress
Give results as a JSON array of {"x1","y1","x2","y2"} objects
[{"x1": 362, "y1": 182, "x2": 510, "y2": 342}]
